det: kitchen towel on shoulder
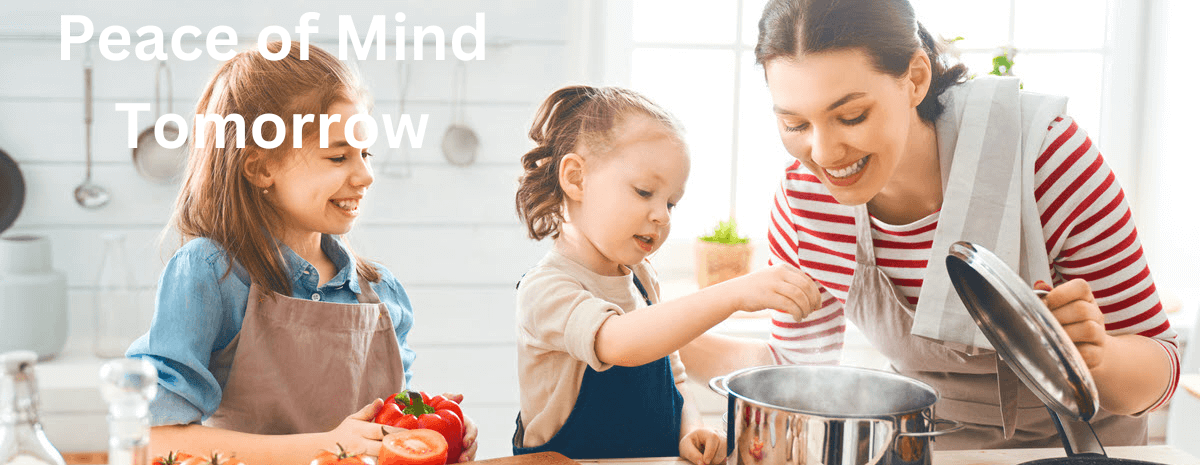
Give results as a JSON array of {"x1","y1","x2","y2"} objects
[{"x1": 911, "y1": 76, "x2": 1064, "y2": 354}]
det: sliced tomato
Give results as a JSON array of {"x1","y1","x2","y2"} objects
[{"x1": 378, "y1": 429, "x2": 448, "y2": 465}]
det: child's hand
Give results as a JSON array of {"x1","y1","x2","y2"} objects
[
  {"x1": 679, "y1": 427, "x2": 727, "y2": 465},
  {"x1": 458, "y1": 412, "x2": 479, "y2": 462},
  {"x1": 327, "y1": 399, "x2": 404, "y2": 457},
  {"x1": 440, "y1": 391, "x2": 478, "y2": 463},
  {"x1": 724, "y1": 263, "x2": 821, "y2": 322},
  {"x1": 1035, "y1": 279, "x2": 1111, "y2": 370}
]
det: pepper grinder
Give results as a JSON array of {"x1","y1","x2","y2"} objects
[{"x1": 99, "y1": 359, "x2": 157, "y2": 465}]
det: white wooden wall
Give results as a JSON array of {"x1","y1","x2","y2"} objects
[{"x1": 0, "y1": 1, "x2": 575, "y2": 458}]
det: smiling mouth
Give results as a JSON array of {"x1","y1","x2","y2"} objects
[
  {"x1": 332, "y1": 199, "x2": 360, "y2": 213},
  {"x1": 825, "y1": 155, "x2": 869, "y2": 179}
]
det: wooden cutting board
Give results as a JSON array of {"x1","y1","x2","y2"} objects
[{"x1": 465, "y1": 452, "x2": 582, "y2": 465}]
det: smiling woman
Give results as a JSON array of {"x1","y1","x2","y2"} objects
[{"x1": 679, "y1": 0, "x2": 1181, "y2": 452}]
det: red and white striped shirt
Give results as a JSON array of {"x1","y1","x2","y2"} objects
[{"x1": 766, "y1": 116, "x2": 1181, "y2": 410}]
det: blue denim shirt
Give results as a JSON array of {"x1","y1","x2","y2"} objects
[{"x1": 126, "y1": 235, "x2": 416, "y2": 426}]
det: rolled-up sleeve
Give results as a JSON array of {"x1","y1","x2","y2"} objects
[
  {"x1": 126, "y1": 242, "x2": 239, "y2": 426},
  {"x1": 516, "y1": 270, "x2": 620, "y2": 372}
]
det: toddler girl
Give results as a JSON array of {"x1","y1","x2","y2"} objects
[
  {"x1": 512, "y1": 85, "x2": 820, "y2": 463},
  {"x1": 126, "y1": 42, "x2": 476, "y2": 465}
]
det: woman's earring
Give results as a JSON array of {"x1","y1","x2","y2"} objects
[{"x1": 262, "y1": 188, "x2": 269, "y2": 195}]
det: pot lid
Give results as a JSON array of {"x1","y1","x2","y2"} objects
[{"x1": 945, "y1": 241, "x2": 1099, "y2": 422}]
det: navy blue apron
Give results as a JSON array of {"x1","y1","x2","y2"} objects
[{"x1": 513, "y1": 273, "x2": 684, "y2": 459}]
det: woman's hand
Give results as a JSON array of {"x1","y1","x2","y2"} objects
[
  {"x1": 441, "y1": 392, "x2": 478, "y2": 463},
  {"x1": 1036, "y1": 279, "x2": 1111, "y2": 369},
  {"x1": 679, "y1": 427, "x2": 727, "y2": 465},
  {"x1": 326, "y1": 399, "x2": 404, "y2": 457},
  {"x1": 722, "y1": 263, "x2": 821, "y2": 322}
]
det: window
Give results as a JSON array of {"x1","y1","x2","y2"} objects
[{"x1": 609, "y1": 0, "x2": 1140, "y2": 281}]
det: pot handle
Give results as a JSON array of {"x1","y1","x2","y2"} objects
[
  {"x1": 898, "y1": 418, "x2": 965, "y2": 437},
  {"x1": 862, "y1": 419, "x2": 897, "y2": 465},
  {"x1": 708, "y1": 375, "x2": 730, "y2": 396}
]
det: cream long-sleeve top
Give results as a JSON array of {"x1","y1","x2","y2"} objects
[{"x1": 514, "y1": 249, "x2": 687, "y2": 448}]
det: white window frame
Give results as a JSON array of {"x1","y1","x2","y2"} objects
[{"x1": 586, "y1": 0, "x2": 1149, "y2": 202}]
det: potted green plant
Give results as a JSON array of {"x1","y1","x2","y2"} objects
[{"x1": 695, "y1": 218, "x2": 752, "y2": 288}]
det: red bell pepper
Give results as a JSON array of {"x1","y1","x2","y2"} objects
[{"x1": 374, "y1": 391, "x2": 464, "y2": 464}]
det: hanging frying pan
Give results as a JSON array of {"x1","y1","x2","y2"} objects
[
  {"x1": 946, "y1": 242, "x2": 1163, "y2": 464},
  {"x1": 0, "y1": 148, "x2": 24, "y2": 235}
]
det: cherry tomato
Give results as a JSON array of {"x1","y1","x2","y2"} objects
[
  {"x1": 179, "y1": 452, "x2": 246, "y2": 465},
  {"x1": 311, "y1": 443, "x2": 375, "y2": 465},
  {"x1": 152, "y1": 452, "x2": 193, "y2": 465}
]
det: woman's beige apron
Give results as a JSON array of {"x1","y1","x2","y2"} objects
[
  {"x1": 842, "y1": 193, "x2": 1147, "y2": 449},
  {"x1": 204, "y1": 278, "x2": 407, "y2": 435}
]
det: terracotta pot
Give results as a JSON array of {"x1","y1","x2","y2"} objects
[{"x1": 694, "y1": 240, "x2": 752, "y2": 288}]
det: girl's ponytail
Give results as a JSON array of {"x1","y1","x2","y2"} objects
[{"x1": 516, "y1": 86, "x2": 598, "y2": 241}]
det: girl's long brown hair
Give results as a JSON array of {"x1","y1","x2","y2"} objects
[{"x1": 170, "y1": 41, "x2": 379, "y2": 297}]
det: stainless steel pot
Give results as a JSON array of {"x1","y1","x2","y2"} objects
[{"x1": 709, "y1": 365, "x2": 963, "y2": 465}]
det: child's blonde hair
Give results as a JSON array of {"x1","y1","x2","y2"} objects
[
  {"x1": 515, "y1": 85, "x2": 683, "y2": 241},
  {"x1": 170, "y1": 41, "x2": 380, "y2": 296}
]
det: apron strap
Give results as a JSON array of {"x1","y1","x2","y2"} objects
[
  {"x1": 631, "y1": 273, "x2": 652, "y2": 307},
  {"x1": 356, "y1": 277, "x2": 382, "y2": 304}
]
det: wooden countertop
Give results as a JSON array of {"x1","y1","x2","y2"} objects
[
  {"x1": 67, "y1": 445, "x2": 1199, "y2": 465},
  {"x1": 579, "y1": 446, "x2": 1200, "y2": 465}
]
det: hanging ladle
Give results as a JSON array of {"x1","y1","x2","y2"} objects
[
  {"x1": 441, "y1": 61, "x2": 479, "y2": 167},
  {"x1": 381, "y1": 61, "x2": 414, "y2": 177},
  {"x1": 75, "y1": 48, "x2": 110, "y2": 209}
]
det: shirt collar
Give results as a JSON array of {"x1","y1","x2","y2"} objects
[{"x1": 278, "y1": 234, "x2": 361, "y2": 294}]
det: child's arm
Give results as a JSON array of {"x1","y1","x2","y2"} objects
[
  {"x1": 595, "y1": 264, "x2": 820, "y2": 367},
  {"x1": 150, "y1": 400, "x2": 399, "y2": 465},
  {"x1": 679, "y1": 332, "x2": 775, "y2": 384}
]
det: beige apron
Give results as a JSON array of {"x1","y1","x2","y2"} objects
[
  {"x1": 842, "y1": 205, "x2": 1147, "y2": 449},
  {"x1": 204, "y1": 278, "x2": 407, "y2": 435}
]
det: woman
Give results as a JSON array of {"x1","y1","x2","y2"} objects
[{"x1": 680, "y1": 0, "x2": 1180, "y2": 449}]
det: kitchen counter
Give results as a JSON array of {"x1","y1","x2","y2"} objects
[{"x1": 578, "y1": 446, "x2": 1200, "y2": 465}]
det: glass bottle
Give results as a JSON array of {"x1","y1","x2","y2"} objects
[
  {"x1": 94, "y1": 234, "x2": 142, "y2": 358},
  {"x1": 0, "y1": 351, "x2": 67, "y2": 465},
  {"x1": 99, "y1": 359, "x2": 157, "y2": 465}
]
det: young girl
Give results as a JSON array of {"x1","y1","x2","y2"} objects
[
  {"x1": 511, "y1": 86, "x2": 821, "y2": 463},
  {"x1": 126, "y1": 42, "x2": 476, "y2": 465}
]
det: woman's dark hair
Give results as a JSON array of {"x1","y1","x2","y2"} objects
[
  {"x1": 515, "y1": 85, "x2": 682, "y2": 241},
  {"x1": 755, "y1": 0, "x2": 968, "y2": 124}
]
